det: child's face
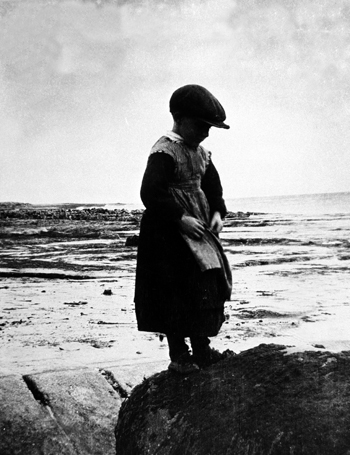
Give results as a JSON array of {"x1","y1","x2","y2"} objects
[{"x1": 177, "y1": 117, "x2": 211, "y2": 147}]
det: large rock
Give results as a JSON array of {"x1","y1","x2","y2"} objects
[
  {"x1": 115, "y1": 344, "x2": 350, "y2": 455},
  {"x1": 0, "y1": 375, "x2": 77, "y2": 455},
  {"x1": 1, "y1": 369, "x2": 123, "y2": 455},
  {"x1": 24, "y1": 369, "x2": 122, "y2": 455}
]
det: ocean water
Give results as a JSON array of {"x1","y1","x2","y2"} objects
[
  {"x1": 94, "y1": 192, "x2": 350, "y2": 347},
  {"x1": 225, "y1": 191, "x2": 350, "y2": 215},
  {"x1": 107, "y1": 191, "x2": 350, "y2": 216},
  {"x1": 217, "y1": 192, "x2": 350, "y2": 352},
  {"x1": 2, "y1": 191, "x2": 349, "y2": 355}
]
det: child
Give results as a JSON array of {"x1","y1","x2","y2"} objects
[{"x1": 134, "y1": 84, "x2": 232, "y2": 374}]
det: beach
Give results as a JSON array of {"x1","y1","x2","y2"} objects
[
  {"x1": 1, "y1": 196, "x2": 350, "y2": 379},
  {"x1": 1, "y1": 197, "x2": 350, "y2": 452},
  {"x1": 0, "y1": 204, "x2": 169, "y2": 384}
]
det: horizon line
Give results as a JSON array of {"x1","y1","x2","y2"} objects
[{"x1": 1, "y1": 190, "x2": 350, "y2": 206}]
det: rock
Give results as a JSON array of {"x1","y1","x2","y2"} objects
[
  {"x1": 0, "y1": 375, "x2": 77, "y2": 454},
  {"x1": 313, "y1": 344, "x2": 326, "y2": 349},
  {"x1": 125, "y1": 235, "x2": 139, "y2": 247},
  {"x1": 23, "y1": 369, "x2": 123, "y2": 455},
  {"x1": 115, "y1": 344, "x2": 350, "y2": 455},
  {"x1": 226, "y1": 211, "x2": 251, "y2": 219},
  {"x1": 63, "y1": 301, "x2": 88, "y2": 306},
  {"x1": 0, "y1": 205, "x2": 143, "y2": 223}
]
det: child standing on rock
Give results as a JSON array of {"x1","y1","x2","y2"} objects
[{"x1": 134, "y1": 84, "x2": 232, "y2": 374}]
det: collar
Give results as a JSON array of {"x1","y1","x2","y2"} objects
[{"x1": 164, "y1": 130, "x2": 184, "y2": 143}]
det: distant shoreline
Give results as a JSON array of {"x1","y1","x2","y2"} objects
[
  {"x1": 0, "y1": 202, "x2": 131, "y2": 211},
  {"x1": 2, "y1": 190, "x2": 350, "y2": 216},
  {"x1": 1, "y1": 190, "x2": 349, "y2": 209}
]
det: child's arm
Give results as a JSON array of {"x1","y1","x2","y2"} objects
[
  {"x1": 209, "y1": 211, "x2": 223, "y2": 234},
  {"x1": 178, "y1": 214, "x2": 205, "y2": 239},
  {"x1": 201, "y1": 159, "x2": 227, "y2": 223},
  {"x1": 141, "y1": 152, "x2": 206, "y2": 239},
  {"x1": 140, "y1": 152, "x2": 184, "y2": 221}
]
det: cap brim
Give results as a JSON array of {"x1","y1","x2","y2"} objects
[{"x1": 199, "y1": 118, "x2": 230, "y2": 129}]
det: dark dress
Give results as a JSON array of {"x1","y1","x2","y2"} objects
[{"x1": 134, "y1": 134, "x2": 232, "y2": 337}]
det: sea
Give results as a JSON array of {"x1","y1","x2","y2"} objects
[
  {"x1": 81, "y1": 190, "x2": 350, "y2": 353},
  {"x1": 103, "y1": 191, "x2": 350, "y2": 351},
  {"x1": 105, "y1": 191, "x2": 350, "y2": 216},
  {"x1": 1, "y1": 191, "x2": 350, "y2": 359},
  {"x1": 212, "y1": 191, "x2": 350, "y2": 352},
  {"x1": 225, "y1": 191, "x2": 350, "y2": 216}
]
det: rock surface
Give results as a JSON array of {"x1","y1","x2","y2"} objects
[
  {"x1": 24, "y1": 369, "x2": 122, "y2": 455},
  {"x1": 0, "y1": 375, "x2": 77, "y2": 455},
  {"x1": 1, "y1": 369, "x2": 123, "y2": 455},
  {"x1": 115, "y1": 344, "x2": 350, "y2": 455}
]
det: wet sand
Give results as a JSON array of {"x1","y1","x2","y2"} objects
[{"x1": 1, "y1": 205, "x2": 350, "y2": 379}]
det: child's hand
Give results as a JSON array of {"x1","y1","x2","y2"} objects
[
  {"x1": 179, "y1": 215, "x2": 205, "y2": 239},
  {"x1": 210, "y1": 211, "x2": 223, "y2": 234}
]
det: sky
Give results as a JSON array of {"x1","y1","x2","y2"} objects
[{"x1": 1, "y1": 0, "x2": 350, "y2": 204}]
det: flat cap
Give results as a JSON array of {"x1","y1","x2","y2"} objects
[{"x1": 169, "y1": 84, "x2": 230, "y2": 129}]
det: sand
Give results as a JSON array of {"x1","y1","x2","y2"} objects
[{"x1": 1, "y1": 207, "x2": 350, "y2": 379}]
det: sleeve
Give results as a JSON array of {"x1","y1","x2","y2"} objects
[
  {"x1": 201, "y1": 158, "x2": 227, "y2": 218},
  {"x1": 140, "y1": 152, "x2": 185, "y2": 221}
]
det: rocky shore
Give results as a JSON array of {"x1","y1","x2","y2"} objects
[
  {"x1": 0, "y1": 202, "x2": 249, "y2": 222},
  {"x1": 0, "y1": 202, "x2": 144, "y2": 222},
  {"x1": 116, "y1": 344, "x2": 350, "y2": 455},
  {"x1": 0, "y1": 203, "x2": 250, "y2": 246},
  {"x1": 2, "y1": 201, "x2": 349, "y2": 454}
]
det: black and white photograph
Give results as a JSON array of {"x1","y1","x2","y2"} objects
[{"x1": 1, "y1": 1, "x2": 350, "y2": 453}]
